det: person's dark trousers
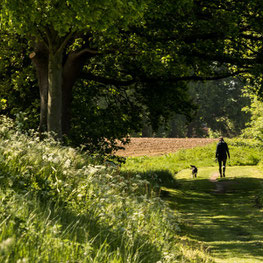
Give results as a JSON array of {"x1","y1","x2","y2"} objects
[{"x1": 218, "y1": 159, "x2": 227, "y2": 177}]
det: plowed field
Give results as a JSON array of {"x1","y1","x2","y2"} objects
[{"x1": 116, "y1": 138, "x2": 217, "y2": 157}]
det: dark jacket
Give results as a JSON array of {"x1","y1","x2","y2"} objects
[{"x1": 216, "y1": 140, "x2": 230, "y2": 160}]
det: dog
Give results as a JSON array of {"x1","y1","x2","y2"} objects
[{"x1": 190, "y1": 165, "x2": 198, "y2": 178}]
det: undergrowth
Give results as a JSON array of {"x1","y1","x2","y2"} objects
[{"x1": 0, "y1": 116, "x2": 212, "y2": 263}]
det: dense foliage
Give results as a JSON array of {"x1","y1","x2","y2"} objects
[
  {"x1": 174, "y1": 78, "x2": 250, "y2": 138},
  {"x1": 242, "y1": 96, "x2": 263, "y2": 142},
  {"x1": 2, "y1": 0, "x2": 263, "y2": 151},
  {"x1": 0, "y1": 116, "x2": 213, "y2": 262},
  {"x1": 0, "y1": 33, "x2": 39, "y2": 129}
]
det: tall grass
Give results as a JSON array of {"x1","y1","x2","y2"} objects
[{"x1": 0, "y1": 116, "x2": 212, "y2": 263}]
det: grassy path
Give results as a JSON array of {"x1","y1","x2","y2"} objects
[{"x1": 167, "y1": 166, "x2": 263, "y2": 263}]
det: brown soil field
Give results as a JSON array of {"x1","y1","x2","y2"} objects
[{"x1": 116, "y1": 138, "x2": 217, "y2": 157}]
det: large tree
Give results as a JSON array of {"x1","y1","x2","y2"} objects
[
  {"x1": 0, "y1": 0, "x2": 148, "y2": 137},
  {"x1": 0, "y1": 0, "x2": 239, "y2": 137}
]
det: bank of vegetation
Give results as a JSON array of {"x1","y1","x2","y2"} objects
[
  {"x1": 0, "y1": 117, "x2": 213, "y2": 263},
  {"x1": 2, "y1": 116, "x2": 263, "y2": 262}
]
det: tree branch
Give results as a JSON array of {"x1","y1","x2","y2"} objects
[
  {"x1": 74, "y1": 48, "x2": 100, "y2": 58},
  {"x1": 187, "y1": 49, "x2": 258, "y2": 66},
  {"x1": 34, "y1": 27, "x2": 49, "y2": 49},
  {"x1": 139, "y1": 70, "x2": 248, "y2": 83},
  {"x1": 57, "y1": 31, "x2": 75, "y2": 54},
  {"x1": 80, "y1": 72, "x2": 135, "y2": 86},
  {"x1": 81, "y1": 69, "x2": 248, "y2": 88}
]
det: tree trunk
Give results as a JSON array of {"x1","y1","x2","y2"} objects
[
  {"x1": 142, "y1": 124, "x2": 152, "y2": 137},
  {"x1": 61, "y1": 54, "x2": 82, "y2": 135},
  {"x1": 39, "y1": 72, "x2": 48, "y2": 133},
  {"x1": 61, "y1": 51, "x2": 93, "y2": 135},
  {"x1": 30, "y1": 43, "x2": 48, "y2": 133},
  {"x1": 187, "y1": 122, "x2": 195, "y2": 137},
  {"x1": 31, "y1": 43, "x2": 96, "y2": 138},
  {"x1": 61, "y1": 71, "x2": 73, "y2": 136},
  {"x1": 47, "y1": 51, "x2": 63, "y2": 138}
]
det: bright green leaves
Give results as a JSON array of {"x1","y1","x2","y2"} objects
[
  {"x1": 1, "y1": 0, "x2": 149, "y2": 45},
  {"x1": 1, "y1": 0, "x2": 45, "y2": 38},
  {"x1": 242, "y1": 97, "x2": 263, "y2": 141},
  {"x1": 0, "y1": 99, "x2": 7, "y2": 110}
]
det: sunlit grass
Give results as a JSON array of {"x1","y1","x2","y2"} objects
[
  {"x1": 121, "y1": 139, "x2": 263, "y2": 263},
  {"x1": 123, "y1": 138, "x2": 263, "y2": 175},
  {"x1": 169, "y1": 166, "x2": 263, "y2": 263}
]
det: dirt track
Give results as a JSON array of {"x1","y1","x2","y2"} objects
[{"x1": 116, "y1": 138, "x2": 217, "y2": 157}]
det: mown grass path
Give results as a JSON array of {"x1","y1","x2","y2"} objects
[{"x1": 167, "y1": 166, "x2": 263, "y2": 263}]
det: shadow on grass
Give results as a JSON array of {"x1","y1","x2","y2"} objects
[
  {"x1": 166, "y1": 176, "x2": 263, "y2": 260},
  {"x1": 43, "y1": 203, "x2": 163, "y2": 263},
  {"x1": 1, "y1": 167, "x2": 179, "y2": 262},
  {"x1": 120, "y1": 169, "x2": 178, "y2": 189},
  {"x1": 30, "y1": 177, "x2": 166, "y2": 263}
]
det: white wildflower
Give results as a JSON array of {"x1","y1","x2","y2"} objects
[
  {"x1": 16, "y1": 258, "x2": 28, "y2": 263},
  {"x1": 0, "y1": 237, "x2": 14, "y2": 251},
  {"x1": 64, "y1": 159, "x2": 71, "y2": 168}
]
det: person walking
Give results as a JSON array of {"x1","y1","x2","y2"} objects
[{"x1": 215, "y1": 137, "x2": 230, "y2": 178}]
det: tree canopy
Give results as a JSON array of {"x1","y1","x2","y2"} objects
[
  {"x1": 0, "y1": 0, "x2": 148, "y2": 137},
  {"x1": 1, "y1": 0, "x2": 263, "y2": 151}
]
